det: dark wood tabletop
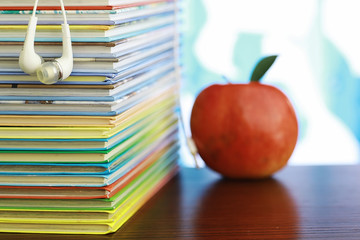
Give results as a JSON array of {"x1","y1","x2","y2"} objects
[{"x1": 2, "y1": 165, "x2": 360, "y2": 239}]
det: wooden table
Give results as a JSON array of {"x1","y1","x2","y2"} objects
[{"x1": 1, "y1": 165, "x2": 360, "y2": 239}]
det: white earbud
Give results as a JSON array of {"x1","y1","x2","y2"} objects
[
  {"x1": 19, "y1": 0, "x2": 73, "y2": 85},
  {"x1": 19, "y1": 15, "x2": 44, "y2": 75},
  {"x1": 36, "y1": 23, "x2": 73, "y2": 84}
]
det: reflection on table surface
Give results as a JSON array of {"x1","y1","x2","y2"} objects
[{"x1": 2, "y1": 165, "x2": 360, "y2": 239}]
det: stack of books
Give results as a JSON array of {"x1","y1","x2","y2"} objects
[{"x1": 0, "y1": 0, "x2": 180, "y2": 235}]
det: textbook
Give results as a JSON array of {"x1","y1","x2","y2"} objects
[
  {"x1": 0, "y1": 87, "x2": 176, "y2": 127},
  {"x1": 0, "y1": 16, "x2": 174, "y2": 37},
  {"x1": 0, "y1": 142, "x2": 176, "y2": 199},
  {"x1": 0, "y1": 15, "x2": 175, "y2": 42},
  {"x1": 0, "y1": 42, "x2": 174, "y2": 73},
  {"x1": 0, "y1": 0, "x2": 167, "y2": 8},
  {"x1": 0, "y1": 72, "x2": 176, "y2": 116},
  {"x1": 0, "y1": 156, "x2": 177, "y2": 214},
  {"x1": 0, "y1": 114, "x2": 177, "y2": 166},
  {"x1": 0, "y1": 52, "x2": 174, "y2": 84},
  {"x1": 0, "y1": 0, "x2": 181, "y2": 235},
  {"x1": 0, "y1": 62, "x2": 174, "y2": 100},
  {"x1": 0, "y1": 133, "x2": 178, "y2": 187},
  {"x1": 0, "y1": 159, "x2": 178, "y2": 211},
  {"x1": 0, "y1": 97, "x2": 176, "y2": 139},
  {"x1": 0, "y1": 2, "x2": 174, "y2": 25},
  {"x1": 0, "y1": 26, "x2": 175, "y2": 58},
  {"x1": 0, "y1": 154, "x2": 178, "y2": 234},
  {"x1": 0, "y1": 2, "x2": 174, "y2": 23},
  {"x1": 0, "y1": 101, "x2": 177, "y2": 153},
  {"x1": 0, "y1": 132, "x2": 178, "y2": 182},
  {"x1": 0, "y1": 102, "x2": 177, "y2": 152}
]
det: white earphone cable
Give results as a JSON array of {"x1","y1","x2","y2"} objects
[
  {"x1": 32, "y1": 0, "x2": 67, "y2": 24},
  {"x1": 22, "y1": 0, "x2": 73, "y2": 84},
  {"x1": 173, "y1": 0, "x2": 200, "y2": 168},
  {"x1": 59, "y1": 0, "x2": 68, "y2": 24},
  {"x1": 32, "y1": 0, "x2": 39, "y2": 17}
]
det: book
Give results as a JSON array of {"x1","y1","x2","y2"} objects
[
  {"x1": 0, "y1": 113, "x2": 178, "y2": 166},
  {"x1": 0, "y1": 71, "x2": 177, "y2": 116},
  {"x1": 0, "y1": 95, "x2": 176, "y2": 139},
  {"x1": 0, "y1": 98, "x2": 177, "y2": 152},
  {"x1": 0, "y1": 114, "x2": 176, "y2": 153},
  {"x1": 0, "y1": 15, "x2": 175, "y2": 42},
  {"x1": 0, "y1": 25, "x2": 175, "y2": 58},
  {"x1": 0, "y1": 62, "x2": 174, "y2": 100},
  {"x1": 0, "y1": 133, "x2": 176, "y2": 175},
  {"x1": 0, "y1": 142, "x2": 177, "y2": 204},
  {"x1": 0, "y1": 86, "x2": 176, "y2": 127},
  {"x1": 0, "y1": 0, "x2": 181, "y2": 235},
  {"x1": 0, "y1": 132, "x2": 178, "y2": 187},
  {"x1": 0, "y1": 106, "x2": 177, "y2": 156},
  {"x1": 0, "y1": 41, "x2": 174, "y2": 73},
  {"x1": 0, "y1": 158, "x2": 177, "y2": 216},
  {"x1": 0, "y1": 2, "x2": 174, "y2": 25},
  {"x1": 0, "y1": 0, "x2": 169, "y2": 8},
  {"x1": 0, "y1": 140, "x2": 176, "y2": 199},
  {"x1": 0, "y1": 152, "x2": 178, "y2": 234},
  {"x1": 0, "y1": 155, "x2": 177, "y2": 210},
  {"x1": 0, "y1": 51, "x2": 174, "y2": 84}
]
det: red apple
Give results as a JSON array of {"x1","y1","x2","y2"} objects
[{"x1": 190, "y1": 56, "x2": 298, "y2": 179}]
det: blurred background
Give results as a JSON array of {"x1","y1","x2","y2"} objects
[{"x1": 179, "y1": 0, "x2": 360, "y2": 166}]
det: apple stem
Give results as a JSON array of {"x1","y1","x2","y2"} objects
[{"x1": 222, "y1": 75, "x2": 232, "y2": 84}]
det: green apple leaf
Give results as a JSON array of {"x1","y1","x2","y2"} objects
[{"x1": 250, "y1": 55, "x2": 278, "y2": 82}]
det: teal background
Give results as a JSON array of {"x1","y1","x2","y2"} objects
[{"x1": 179, "y1": 0, "x2": 360, "y2": 165}]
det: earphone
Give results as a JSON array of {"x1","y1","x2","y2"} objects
[{"x1": 19, "y1": 0, "x2": 73, "y2": 85}]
